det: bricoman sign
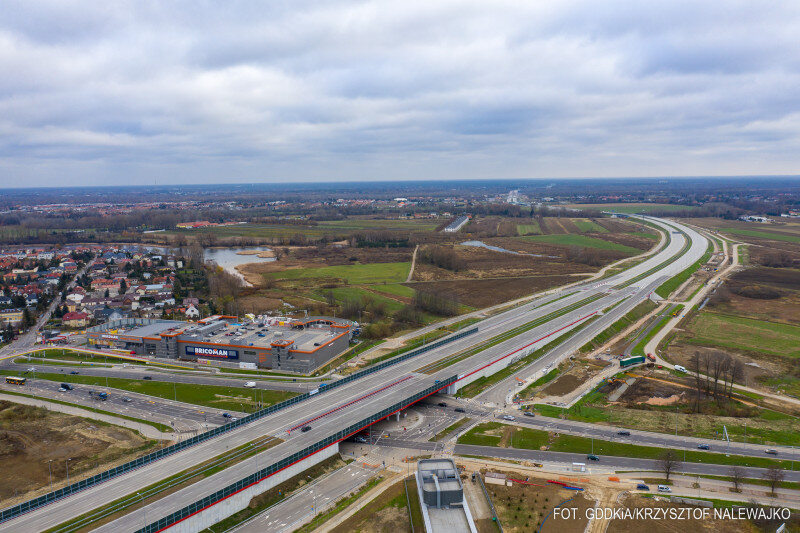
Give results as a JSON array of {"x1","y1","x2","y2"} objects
[{"x1": 185, "y1": 346, "x2": 239, "y2": 359}]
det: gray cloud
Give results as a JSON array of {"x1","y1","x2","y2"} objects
[{"x1": 0, "y1": 0, "x2": 799, "y2": 186}]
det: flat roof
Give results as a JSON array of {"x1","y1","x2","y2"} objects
[
  {"x1": 178, "y1": 320, "x2": 348, "y2": 353},
  {"x1": 124, "y1": 321, "x2": 186, "y2": 338},
  {"x1": 418, "y1": 459, "x2": 461, "y2": 492}
]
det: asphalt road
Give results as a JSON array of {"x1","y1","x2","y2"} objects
[{"x1": 1, "y1": 216, "x2": 715, "y2": 532}]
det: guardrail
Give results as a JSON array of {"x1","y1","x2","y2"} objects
[
  {"x1": 477, "y1": 472, "x2": 503, "y2": 532},
  {"x1": 135, "y1": 375, "x2": 459, "y2": 533},
  {"x1": 0, "y1": 327, "x2": 477, "y2": 524}
]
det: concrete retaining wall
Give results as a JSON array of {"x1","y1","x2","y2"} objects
[{"x1": 168, "y1": 443, "x2": 340, "y2": 533}]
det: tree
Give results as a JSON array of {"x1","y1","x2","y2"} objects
[
  {"x1": 658, "y1": 450, "x2": 681, "y2": 482},
  {"x1": 119, "y1": 279, "x2": 127, "y2": 294},
  {"x1": 762, "y1": 467, "x2": 784, "y2": 496},
  {"x1": 21, "y1": 308, "x2": 34, "y2": 330},
  {"x1": 729, "y1": 466, "x2": 745, "y2": 493}
]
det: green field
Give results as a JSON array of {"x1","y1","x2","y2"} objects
[
  {"x1": 317, "y1": 286, "x2": 406, "y2": 313},
  {"x1": 267, "y1": 262, "x2": 411, "y2": 284},
  {"x1": 720, "y1": 228, "x2": 800, "y2": 244},
  {"x1": 8, "y1": 372, "x2": 297, "y2": 413},
  {"x1": 521, "y1": 234, "x2": 640, "y2": 253},
  {"x1": 458, "y1": 423, "x2": 788, "y2": 469},
  {"x1": 516, "y1": 222, "x2": 542, "y2": 235},
  {"x1": 368, "y1": 283, "x2": 415, "y2": 298},
  {"x1": 565, "y1": 203, "x2": 702, "y2": 214},
  {"x1": 686, "y1": 313, "x2": 800, "y2": 358},
  {"x1": 573, "y1": 218, "x2": 608, "y2": 233},
  {"x1": 316, "y1": 219, "x2": 439, "y2": 231}
]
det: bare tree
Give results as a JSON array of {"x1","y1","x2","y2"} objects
[
  {"x1": 690, "y1": 352, "x2": 704, "y2": 413},
  {"x1": 658, "y1": 450, "x2": 681, "y2": 482},
  {"x1": 729, "y1": 466, "x2": 745, "y2": 493},
  {"x1": 762, "y1": 467, "x2": 785, "y2": 497}
]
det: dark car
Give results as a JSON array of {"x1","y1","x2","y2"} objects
[
  {"x1": 697, "y1": 444, "x2": 710, "y2": 450},
  {"x1": 587, "y1": 454, "x2": 600, "y2": 461},
  {"x1": 60, "y1": 383, "x2": 74, "y2": 391},
  {"x1": 438, "y1": 402, "x2": 447, "y2": 407},
  {"x1": 636, "y1": 484, "x2": 650, "y2": 491},
  {"x1": 143, "y1": 376, "x2": 152, "y2": 380},
  {"x1": 301, "y1": 425, "x2": 312, "y2": 432},
  {"x1": 617, "y1": 430, "x2": 631, "y2": 436},
  {"x1": 454, "y1": 407, "x2": 466, "y2": 413},
  {"x1": 70, "y1": 370, "x2": 79, "y2": 375},
  {"x1": 222, "y1": 413, "x2": 232, "y2": 418}
]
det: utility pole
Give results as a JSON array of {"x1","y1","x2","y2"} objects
[
  {"x1": 65, "y1": 458, "x2": 71, "y2": 485},
  {"x1": 47, "y1": 460, "x2": 53, "y2": 488}
]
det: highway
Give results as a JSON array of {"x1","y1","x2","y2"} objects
[
  {"x1": 0, "y1": 379, "x2": 238, "y2": 432},
  {"x1": 0, "y1": 216, "x2": 716, "y2": 532}
]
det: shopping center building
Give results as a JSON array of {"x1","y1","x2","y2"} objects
[{"x1": 86, "y1": 315, "x2": 356, "y2": 373}]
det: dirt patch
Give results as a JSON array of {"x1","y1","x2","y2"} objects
[
  {"x1": 542, "y1": 360, "x2": 609, "y2": 397},
  {"x1": 329, "y1": 478, "x2": 409, "y2": 533},
  {"x1": 405, "y1": 275, "x2": 580, "y2": 308},
  {"x1": 0, "y1": 400, "x2": 154, "y2": 504},
  {"x1": 482, "y1": 471, "x2": 593, "y2": 533},
  {"x1": 645, "y1": 394, "x2": 682, "y2": 406},
  {"x1": 609, "y1": 493, "x2": 753, "y2": 533}
]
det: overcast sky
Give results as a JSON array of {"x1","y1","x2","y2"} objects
[{"x1": 1, "y1": 1, "x2": 799, "y2": 187}]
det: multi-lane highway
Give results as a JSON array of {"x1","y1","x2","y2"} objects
[{"x1": 0, "y1": 216, "x2": 720, "y2": 532}]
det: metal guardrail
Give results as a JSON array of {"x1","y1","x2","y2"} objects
[
  {"x1": 477, "y1": 472, "x2": 503, "y2": 532},
  {"x1": 0, "y1": 327, "x2": 477, "y2": 524},
  {"x1": 135, "y1": 375, "x2": 459, "y2": 533}
]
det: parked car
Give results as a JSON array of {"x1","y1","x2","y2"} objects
[
  {"x1": 438, "y1": 402, "x2": 447, "y2": 407},
  {"x1": 222, "y1": 413, "x2": 232, "y2": 418},
  {"x1": 587, "y1": 454, "x2": 600, "y2": 461},
  {"x1": 636, "y1": 484, "x2": 650, "y2": 491},
  {"x1": 697, "y1": 444, "x2": 710, "y2": 450},
  {"x1": 354, "y1": 436, "x2": 367, "y2": 443}
]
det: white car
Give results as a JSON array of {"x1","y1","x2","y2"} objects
[
  {"x1": 502, "y1": 415, "x2": 515, "y2": 421},
  {"x1": 244, "y1": 381, "x2": 257, "y2": 388}
]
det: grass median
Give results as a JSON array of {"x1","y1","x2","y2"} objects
[{"x1": 4, "y1": 371, "x2": 298, "y2": 413}]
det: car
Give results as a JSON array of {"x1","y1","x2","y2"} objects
[
  {"x1": 697, "y1": 444, "x2": 710, "y2": 450},
  {"x1": 230, "y1": 417, "x2": 238, "y2": 421},
  {"x1": 765, "y1": 449, "x2": 779, "y2": 455},
  {"x1": 587, "y1": 454, "x2": 600, "y2": 461},
  {"x1": 301, "y1": 425, "x2": 311, "y2": 432},
  {"x1": 122, "y1": 397, "x2": 132, "y2": 402},
  {"x1": 523, "y1": 411, "x2": 535, "y2": 417},
  {"x1": 222, "y1": 413, "x2": 232, "y2": 418},
  {"x1": 58, "y1": 387, "x2": 67, "y2": 392},
  {"x1": 617, "y1": 430, "x2": 631, "y2": 436},
  {"x1": 657, "y1": 485, "x2": 672, "y2": 493},
  {"x1": 244, "y1": 381, "x2": 257, "y2": 388},
  {"x1": 70, "y1": 370, "x2": 79, "y2": 375},
  {"x1": 454, "y1": 407, "x2": 466, "y2": 413},
  {"x1": 502, "y1": 415, "x2": 515, "y2": 421},
  {"x1": 143, "y1": 376, "x2": 152, "y2": 380},
  {"x1": 60, "y1": 383, "x2": 74, "y2": 391},
  {"x1": 636, "y1": 484, "x2": 650, "y2": 491},
  {"x1": 354, "y1": 436, "x2": 368, "y2": 443}
]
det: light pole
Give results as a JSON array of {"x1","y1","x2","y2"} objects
[
  {"x1": 47, "y1": 460, "x2": 53, "y2": 488},
  {"x1": 65, "y1": 458, "x2": 71, "y2": 485},
  {"x1": 137, "y1": 492, "x2": 148, "y2": 530}
]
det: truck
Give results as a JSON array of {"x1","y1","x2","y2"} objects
[
  {"x1": 674, "y1": 365, "x2": 688, "y2": 373},
  {"x1": 619, "y1": 355, "x2": 645, "y2": 368}
]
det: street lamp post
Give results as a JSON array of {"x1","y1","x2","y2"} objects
[
  {"x1": 65, "y1": 458, "x2": 71, "y2": 485},
  {"x1": 47, "y1": 460, "x2": 53, "y2": 488}
]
